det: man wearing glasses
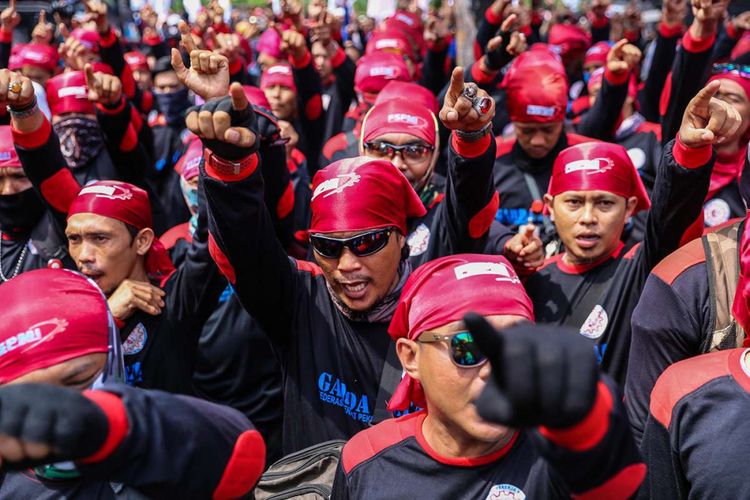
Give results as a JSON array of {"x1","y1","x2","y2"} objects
[
  {"x1": 331, "y1": 254, "x2": 644, "y2": 499},
  {"x1": 193, "y1": 65, "x2": 508, "y2": 454}
]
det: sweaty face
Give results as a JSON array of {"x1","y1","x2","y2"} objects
[
  {"x1": 715, "y1": 79, "x2": 750, "y2": 144},
  {"x1": 153, "y1": 70, "x2": 184, "y2": 94},
  {"x1": 264, "y1": 84, "x2": 297, "y2": 120},
  {"x1": 314, "y1": 230, "x2": 404, "y2": 312},
  {"x1": 362, "y1": 132, "x2": 436, "y2": 189},
  {"x1": 312, "y1": 41, "x2": 333, "y2": 81},
  {"x1": 546, "y1": 190, "x2": 637, "y2": 266},
  {"x1": 7, "y1": 352, "x2": 106, "y2": 390},
  {"x1": 412, "y1": 315, "x2": 526, "y2": 449},
  {"x1": 513, "y1": 121, "x2": 564, "y2": 159},
  {"x1": 0, "y1": 168, "x2": 32, "y2": 195},
  {"x1": 66, "y1": 213, "x2": 141, "y2": 296}
]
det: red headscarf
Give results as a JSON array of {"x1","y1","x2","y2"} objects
[
  {"x1": 309, "y1": 156, "x2": 426, "y2": 235},
  {"x1": 387, "y1": 254, "x2": 534, "y2": 411},
  {"x1": 68, "y1": 181, "x2": 175, "y2": 280},
  {"x1": 548, "y1": 24, "x2": 591, "y2": 62},
  {"x1": 733, "y1": 211, "x2": 750, "y2": 341},
  {"x1": 354, "y1": 53, "x2": 412, "y2": 101},
  {"x1": 361, "y1": 98, "x2": 437, "y2": 147},
  {"x1": 502, "y1": 49, "x2": 568, "y2": 123},
  {"x1": 17, "y1": 43, "x2": 59, "y2": 73},
  {"x1": 176, "y1": 138, "x2": 203, "y2": 181},
  {"x1": 0, "y1": 126, "x2": 21, "y2": 170},
  {"x1": 548, "y1": 142, "x2": 651, "y2": 213},
  {"x1": 365, "y1": 30, "x2": 414, "y2": 61},
  {"x1": 46, "y1": 71, "x2": 94, "y2": 116},
  {"x1": 260, "y1": 64, "x2": 297, "y2": 92},
  {"x1": 242, "y1": 85, "x2": 271, "y2": 109},
  {"x1": 375, "y1": 80, "x2": 439, "y2": 114},
  {"x1": 71, "y1": 28, "x2": 100, "y2": 53},
  {"x1": 0, "y1": 269, "x2": 110, "y2": 384},
  {"x1": 584, "y1": 41, "x2": 611, "y2": 67},
  {"x1": 124, "y1": 51, "x2": 149, "y2": 72}
]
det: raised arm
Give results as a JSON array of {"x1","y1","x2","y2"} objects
[{"x1": 0, "y1": 383, "x2": 265, "y2": 499}]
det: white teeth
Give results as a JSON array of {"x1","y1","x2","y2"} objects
[{"x1": 344, "y1": 283, "x2": 366, "y2": 293}]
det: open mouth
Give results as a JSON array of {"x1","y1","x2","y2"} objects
[
  {"x1": 575, "y1": 234, "x2": 600, "y2": 249},
  {"x1": 340, "y1": 281, "x2": 369, "y2": 300}
]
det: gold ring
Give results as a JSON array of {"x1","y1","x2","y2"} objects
[{"x1": 8, "y1": 81, "x2": 21, "y2": 94}]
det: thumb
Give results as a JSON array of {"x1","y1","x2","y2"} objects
[
  {"x1": 170, "y1": 48, "x2": 188, "y2": 79},
  {"x1": 229, "y1": 82, "x2": 249, "y2": 111}
]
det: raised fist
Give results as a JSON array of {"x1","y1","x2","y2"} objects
[
  {"x1": 85, "y1": 64, "x2": 122, "y2": 106},
  {"x1": 171, "y1": 21, "x2": 230, "y2": 101},
  {"x1": 606, "y1": 38, "x2": 642, "y2": 75},
  {"x1": 439, "y1": 67, "x2": 495, "y2": 132}
]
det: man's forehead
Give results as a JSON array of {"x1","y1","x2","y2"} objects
[
  {"x1": 371, "y1": 132, "x2": 426, "y2": 145},
  {"x1": 66, "y1": 213, "x2": 126, "y2": 232},
  {"x1": 555, "y1": 189, "x2": 623, "y2": 199}
]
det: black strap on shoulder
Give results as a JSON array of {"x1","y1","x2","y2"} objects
[
  {"x1": 371, "y1": 340, "x2": 402, "y2": 426},
  {"x1": 522, "y1": 173, "x2": 555, "y2": 235}
]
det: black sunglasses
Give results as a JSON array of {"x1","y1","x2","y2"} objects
[
  {"x1": 364, "y1": 141, "x2": 434, "y2": 162},
  {"x1": 417, "y1": 330, "x2": 487, "y2": 367},
  {"x1": 310, "y1": 228, "x2": 393, "y2": 259}
]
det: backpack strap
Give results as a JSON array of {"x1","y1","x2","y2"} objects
[
  {"x1": 702, "y1": 219, "x2": 746, "y2": 352},
  {"x1": 370, "y1": 340, "x2": 402, "y2": 426}
]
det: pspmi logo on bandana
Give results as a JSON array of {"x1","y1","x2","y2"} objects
[
  {"x1": 318, "y1": 372, "x2": 372, "y2": 424},
  {"x1": 486, "y1": 484, "x2": 526, "y2": 500}
]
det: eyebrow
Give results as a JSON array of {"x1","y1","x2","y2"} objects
[{"x1": 61, "y1": 361, "x2": 100, "y2": 385}]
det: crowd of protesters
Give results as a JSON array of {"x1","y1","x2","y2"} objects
[{"x1": 0, "y1": 0, "x2": 747, "y2": 497}]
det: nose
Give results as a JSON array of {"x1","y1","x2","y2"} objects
[
  {"x1": 390, "y1": 152, "x2": 407, "y2": 171},
  {"x1": 530, "y1": 130, "x2": 546, "y2": 147},
  {"x1": 478, "y1": 359, "x2": 492, "y2": 380},
  {"x1": 579, "y1": 202, "x2": 596, "y2": 225},
  {"x1": 76, "y1": 241, "x2": 97, "y2": 265},
  {"x1": 337, "y1": 248, "x2": 363, "y2": 273}
]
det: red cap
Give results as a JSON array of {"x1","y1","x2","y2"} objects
[
  {"x1": 0, "y1": 268, "x2": 110, "y2": 384},
  {"x1": 365, "y1": 30, "x2": 414, "y2": 61},
  {"x1": 124, "y1": 51, "x2": 149, "y2": 72},
  {"x1": 241, "y1": 85, "x2": 271, "y2": 109},
  {"x1": 46, "y1": 71, "x2": 95, "y2": 116},
  {"x1": 175, "y1": 138, "x2": 203, "y2": 180},
  {"x1": 354, "y1": 53, "x2": 411, "y2": 100},
  {"x1": 375, "y1": 80, "x2": 439, "y2": 114},
  {"x1": 309, "y1": 156, "x2": 426, "y2": 235},
  {"x1": 260, "y1": 63, "x2": 297, "y2": 92},
  {"x1": 548, "y1": 24, "x2": 591, "y2": 61},
  {"x1": 18, "y1": 43, "x2": 59, "y2": 73},
  {"x1": 71, "y1": 28, "x2": 100, "y2": 53},
  {"x1": 68, "y1": 181, "x2": 175, "y2": 279},
  {"x1": 502, "y1": 49, "x2": 568, "y2": 123},
  {"x1": 0, "y1": 126, "x2": 20, "y2": 169},
  {"x1": 387, "y1": 254, "x2": 534, "y2": 411},
  {"x1": 548, "y1": 142, "x2": 650, "y2": 213},
  {"x1": 584, "y1": 41, "x2": 611, "y2": 67},
  {"x1": 362, "y1": 98, "x2": 437, "y2": 147}
]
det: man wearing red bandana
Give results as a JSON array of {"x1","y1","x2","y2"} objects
[
  {"x1": 4, "y1": 70, "x2": 226, "y2": 395},
  {"x1": 0, "y1": 268, "x2": 265, "y2": 499},
  {"x1": 187, "y1": 54, "x2": 510, "y2": 454},
  {"x1": 523, "y1": 81, "x2": 741, "y2": 386},
  {"x1": 332, "y1": 254, "x2": 644, "y2": 499}
]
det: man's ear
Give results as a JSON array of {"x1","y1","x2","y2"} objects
[
  {"x1": 625, "y1": 196, "x2": 638, "y2": 218},
  {"x1": 543, "y1": 194, "x2": 555, "y2": 222},
  {"x1": 397, "y1": 232, "x2": 406, "y2": 250},
  {"x1": 134, "y1": 228, "x2": 155, "y2": 256},
  {"x1": 396, "y1": 338, "x2": 420, "y2": 381}
]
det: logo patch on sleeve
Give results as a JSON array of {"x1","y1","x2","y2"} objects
[{"x1": 486, "y1": 484, "x2": 526, "y2": 500}]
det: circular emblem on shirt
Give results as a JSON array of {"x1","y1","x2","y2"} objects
[
  {"x1": 703, "y1": 198, "x2": 731, "y2": 227},
  {"x1": 486, "y1": 484, "x2": 526, "y2": 500},
  {"x1": 123, "y1": 323, "x2": 148, "y2": 356},
  {"x1": 580, "y1": 304, "x2": 608, "y2": 339},
  {"x1": 407, "y1": 223, "x2": 431, "y2": 257},
  {"x1": 627, "y1": 147, "x2": 646, "y2": 170}
]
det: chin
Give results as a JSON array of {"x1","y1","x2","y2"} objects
[{"x1": 466, "y1": 418, "x2": 511, "y2": 444}]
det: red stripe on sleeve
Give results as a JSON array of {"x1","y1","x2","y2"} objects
[
  {"x1": 40, "y1": 168, "x2": 80, "y2": 214},
  {"x1": 0, "y1": 30, "x2": 12, "y2": 43},
  {"x1": 485, "y1": 6, "x2": 502, "y2": 25},
  {"x1": 208, "y1": 233, "x2": 237, "y2": 284},
  {"x1": 469, "y1": 191, "x2": 499, "y2": 238},
  {"x1": 294, "y1": 259, "x2": 324, "y2": 276},
  {"x1": 572, "y1": 463, "x2": 647, "y2": 500},
  {"x1": 99, "y1": 28, "x2": 117, "y2": 48},
  {"x1": 289, "y1": 50, "x2": 312, "y2": 69},
  {"x1": 130, "y1": 104, "x2": 143, "y2": 133},
  {"x1": 95, "y1": 97, "x2": 127, "y2": 115},
  {"x1": 305, "y1": 94, "x2": 323, "y2": 120},
  {"x1": 538, "y1": 381, "x2": 611, "y2": 452},
  {"x1": 212, "y1": 430, "x2": 266, "y2": 500},
  {"x1": 682, "y1": 30, "x2": 716, "y2": 53},
  {"x1": 79, "y1": 391, "x2": 130, "y2": 464},
  {"x1": 331, "y1": 46, "x2": 346, "y2": 68},
  {"x1": 277, "y1": 181, "x2": 295, "y2": 219},
  {"x1": 672, "y1": 135, "x2": 712, "y2": 169},
  {"x1": 119, "y1": 124, "x2": 138, "y2": 152},
  {"x1": 120, "y1": 67, "x2": 136, "y2": 99},
  {"x1": 12, "y1": 117, "x2": 52, "y2": 150},
  {"x1": 658, "y1": 22, "x2": 683, "y2": 38},
  {"x1": 604, "y1": 68, "x2": 629, "y2": 86},
  {"x1": 471, "y1": 63, "x2": 497, "y2": 85},
  {"x1": 451, "y1": 131, "x2": 492, "y2": 159}
]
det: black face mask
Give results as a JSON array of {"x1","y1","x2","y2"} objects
[
  {"x1": 0, "y1": 188, "x2": 45, "y2": 234},
  {"x1": 52, "y1": 117, "x2": 104, "y2": 170},
  {"x1": 155, "y1": 87, "x2": 191, "y2": 126}
]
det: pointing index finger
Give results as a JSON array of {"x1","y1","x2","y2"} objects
[
  {"x1": 447, "y1": 66, "x2": 465, "y2": 101},
  {"x1": 84, "y1": 63, "x2": 96, "y2": 88},
  {"x1": 693, "y1": 80, "x2": 721, "y2": 108}
]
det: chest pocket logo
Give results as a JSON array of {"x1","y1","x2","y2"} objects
[
  {"x1": 486, "y1": 484, "x2": 526, "y2": 500},
  {"x1": 580, "y1": 305, "x2": 608, "y2": 339},
  {"x1": 123, "y1": 323, "x2": 148, "y2": 356},
  {"x1": 407, "y1": 223, "x2": 430, "y2": 256}
]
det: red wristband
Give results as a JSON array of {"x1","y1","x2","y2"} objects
[
  {"x1": 289, "y1": 50, "x2": 312, "y2": 69},
  {"x1": 673, "y1": 134, "x2": 712, "y2": 169},
  {"x1": 604, "y1": 67, "x2": 629, "y2": 86},
  {"x1": 451, "y1": 131, "x2": 492, "y2": 159},
  {"x1": 0, "y1": 30, "x2": 12, "y2": 44},
  {"x1": 485, "y1": 6, "x2": 502, "y2": 26},
  {"x1": 12, "y1": 117, "x2": 52, "y2": 150},
  {"x1": 330, "y1": 46, "x2": 346, "y2": 68},
  {"x1": 658, "y1": 21, "x2": 684, "y2": 38},
  {"x1": 682, "y1": 29, "x2": 716, "y2": 53},
  {"x1": 204, "y1": 149, "x2": 259, "y2": 182}
]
